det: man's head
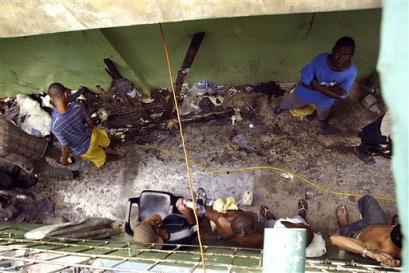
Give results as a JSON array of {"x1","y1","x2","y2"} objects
[
  {"x1": 48, "y1": 82, "x2": 69, "y2": 107},
  {"x1": 133, "y1": 222, "x2": 163, "y2": 247},
  {"x1": 330, "y1": 36, "x2": 355, "y2": 71},
  {"x1": 231, "y1": 213, "x2": 256, "y2": 236},
  {"x1": 391, "y1": 224, "x2": 402, "y2": 248}
]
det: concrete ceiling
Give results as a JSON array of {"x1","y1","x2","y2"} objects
[{"x1": 0, "y1": 0, "x2": 381, "y2": 38}]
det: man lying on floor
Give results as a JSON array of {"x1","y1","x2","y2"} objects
[
  {"x1": 205, "y1": 198, "x2": 326, "y2": 257},
  {"x1": 330, "y1": 195, "x2": 401, "y2": 267}
]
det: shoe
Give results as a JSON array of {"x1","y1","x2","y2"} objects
[
  {"x1": 319, "y1": 119, "x2": 330, "y2": 134},
  {"x1": 273, "y1": 105, "x2": 285, "y2": 115},
  {"x1": 72, "y1": 171, "x2": 80, "y2": 179},
  {"x1": 353, "y1": 146, "x2": 376, "y2": 165}
]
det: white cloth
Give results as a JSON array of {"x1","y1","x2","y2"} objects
[{"x1": 272, "y1": 216, "x2": 326, "y2": 258}]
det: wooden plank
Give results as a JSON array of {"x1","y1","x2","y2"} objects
[{"x1": 162, "y1": 32, "x2": 205, "y2": 119}]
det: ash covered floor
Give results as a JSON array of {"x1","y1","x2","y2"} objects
[{"x1": 30, "y1": 85, "x2": 396, "y2": 241}]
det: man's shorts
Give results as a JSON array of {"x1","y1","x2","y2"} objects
[{"x1": 81, "y1": 128, "x2": 110, "y2": 168}]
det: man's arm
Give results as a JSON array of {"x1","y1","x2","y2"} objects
[
  {"x1": 60, "y1": 146, "x2": 70, "y2": 165},
  {"x1": 306, "y1": 80, "x2": 347, "y2": 99},
  {"x1": 330, "y1": 235, "x2": 400, "y2": 267},
  {"x1": 86, "y1": 118, "x2": 94, "y2": 129}
]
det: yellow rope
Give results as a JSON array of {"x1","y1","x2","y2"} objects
[
  {"x1": 159, "y1": 24, "x2": 207, "y2": 273},
  {"x1": 141, "y1": 144, "x2": 396, "y2": 203}
]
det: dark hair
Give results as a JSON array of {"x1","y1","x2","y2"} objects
[
  {"x1": 231, "y1": 213, "x2": 255, "y2": 236},
  {"x1": 391, "y1": 224, "x2": 402, "y2": 248},
  {"x1": 334, "y1": 36, "x2": 355, "y2": 52},
  {"x1": 48, "y1": 82, "x2": 68, "y2": 99}
]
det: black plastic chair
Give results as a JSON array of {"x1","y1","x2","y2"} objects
[{"x1": 124, "y1": 190, "x2": 182, "y2": 236}]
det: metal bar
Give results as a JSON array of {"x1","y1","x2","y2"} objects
[
  {"x1": 6, "y1": 253, "x2": 70, "y2": 271},
  {"x1": 46, "y1": 257, "x2": 95, "y2": 273},
  {"x1": 0, "y1": 238, "x2": 261, "y2": 260},
  {"x1": 0, "y1": 255, "x2": 160, "y2": 273},
  {"x1": 100, "y1": 258, "x2": 130, "y2": 273}
]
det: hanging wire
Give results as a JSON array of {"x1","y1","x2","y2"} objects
[{"x1": 158, "y1": 23, "x2": 206, "y2": 273}]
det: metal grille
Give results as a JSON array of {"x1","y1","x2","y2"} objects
[{"x1": 0, "y1": 225, "x2": 401, "y2": 273}]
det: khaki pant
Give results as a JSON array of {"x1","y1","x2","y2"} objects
[{"x1": 279, "y1": 92, "x2": 331, "y2": 121}]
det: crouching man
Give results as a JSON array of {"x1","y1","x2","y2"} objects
[{"x1": 48, "y1": 83, "x2": 111, "y2": 168}]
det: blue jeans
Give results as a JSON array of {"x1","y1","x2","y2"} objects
[{"x1": 340, "y1": 195, "x2": 388, "y2": 238}]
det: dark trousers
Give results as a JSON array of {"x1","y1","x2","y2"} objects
[
  {"x1": 340, "y1": 195, "x2": 388, "y2": 238},
  {"x1": 359, "y1": 115, "x2": 388, "y2": 147}
]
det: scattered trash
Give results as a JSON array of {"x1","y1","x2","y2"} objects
[
  {"x1": 359, "y1": 85, "x2": 383, "y2": 113},
  {"x1": 16, "y1": 94, "x2": 51, "y2": 137},
  {"x1": 231, "y1": 108, "x2": 242, "y2": 125},
  {"x1": 280, "y1": 172, "x2": 294, "y2": 181},
  {"x1": 207, "y1": 95, "x2": 224, "y2": 106},
  {"x1": 40, "y1": 94, "x2": 52, "y2": 108},
  {"x1": 228, "y1": 87, "x2": 238, "y2": 96},
  {"x1": 194, "y1": 80, "x2": 218, "y2": 95},
  {"x1": 252, "y1": 81, "x2": 285, "y2": 99},
  {"x1": 140, "y1": 97, "x2": 155, "y2": 104},
  {"x1": 231, "y1": 134, "x2": 257, "y2": 153},
  {"x1": 181, "y1": 82, "x2": 224, "y2": 115},
  {"x1": 242, "y1": 191, "x2": 254, "y2": 206},
  {"x1": 305, "y1": 187, "x2": 315, "y2": 200},
  {"x1": 245, "y1": 86, "x2": 253, "y2": 92},
  {"x1": 249, "y1": 123, "x2": 255, "y2": 129}
]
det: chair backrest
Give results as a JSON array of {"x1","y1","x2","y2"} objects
[{"x1": 138, "y1": 191, "x2": 174, "y2": 221}]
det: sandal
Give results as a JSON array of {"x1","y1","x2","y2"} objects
[
  {"x1": 353, "y1": 146, "x2": 376, "y2": 165},
  {"x1": 298, "y1": 199, "x2": 308, "y2": 219},
  {"x1": 259, "y1": 205, "x2": 276, "y2": 221}
]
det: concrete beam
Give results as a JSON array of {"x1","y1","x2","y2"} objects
[{"x1": 0, "y1": 0, "x2": 381, "y2": 38}]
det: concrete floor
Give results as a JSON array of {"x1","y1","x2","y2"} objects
[{"x1": 30, "y1": 86, "x2": 397, "y2": 243}]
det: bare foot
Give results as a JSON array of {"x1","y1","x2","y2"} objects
[
  {"x1": 298, "y1": 199, "x2": 308, "y2": 220},
  {"x1": 336, "y1": 205, "x2": 349, "y2": 228}
]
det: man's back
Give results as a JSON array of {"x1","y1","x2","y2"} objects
[{"x1": 51, "y1": 104, "x2": 91, "y2": 155}]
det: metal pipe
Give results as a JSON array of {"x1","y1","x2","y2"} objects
[{"x1": 262, "y1": 228, "x2": 306, "y2": 273}]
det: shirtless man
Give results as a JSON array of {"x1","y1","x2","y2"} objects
[
  {"x1": 330, "y1": 195, "x2": 401, "y2": 267},
  {"x1": 205, "y1": 199, "x2": 318, "y2": 250},
  {"x1": 205, "y1": 208, "x2": 263, "y2": 248}
]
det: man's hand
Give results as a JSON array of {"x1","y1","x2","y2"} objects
[{"x1": 368, "y1": 251, "x2": 400, "y2": 267}]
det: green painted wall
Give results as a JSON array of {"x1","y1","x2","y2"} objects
[
  {"x1": 0, "y1": 30, "x2": 147, "y2": 97},
  {"x1": 0, "y1": 9, "x2": 380, "y2": 96}
]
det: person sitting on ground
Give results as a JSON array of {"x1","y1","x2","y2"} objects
[
  {"x1": 0, "y1": 117, "x2": 78, "y2": 181},
  {"x1": 273, "y1": 36, "x2": 357, "y2": 134},
  {"x1": 48, "y1": 83, "x2": 114, "y2": 168},
  {"x1": 261, "y1": 199, "x2": 326, "y2": 257},
  {"x1": 354, "y1": 112, "x2": 392, "y2": 165},
  {"x1": 330, "y1": 195, "x2": 401, "y2": 267},
  {"x1": 133, "y1": 198, "x2": 200, "y2": 247}
]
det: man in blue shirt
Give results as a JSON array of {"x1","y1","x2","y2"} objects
[
  {"x1": 274, "y1": 37, "x2": 357, "y2": 133},
  {"x1": 49, "y1": 83, "x2": 111, "y2": 168}
]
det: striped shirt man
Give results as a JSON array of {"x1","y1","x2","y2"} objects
[{"x1": 51, "y1": 103, "x2": 91, "y2": 155}]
